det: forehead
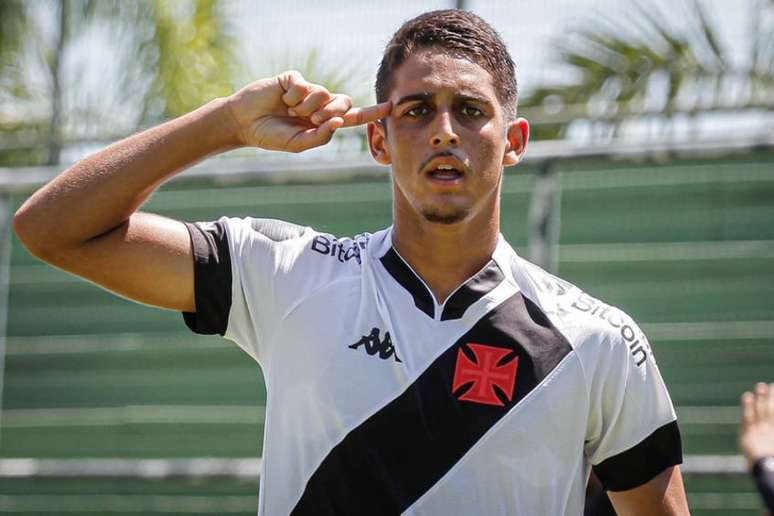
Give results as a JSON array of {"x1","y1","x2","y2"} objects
[{"x1": 390, "y1": 48, "x2": 498, "y2": 102}]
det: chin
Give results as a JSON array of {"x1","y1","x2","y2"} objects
[{"x1": 421, "y1": 207, "x2": 470, "y2": 225}]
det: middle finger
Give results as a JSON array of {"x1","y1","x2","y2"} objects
[
  {"x1": 310, "y1": 94, "x2": 353, "y2": 125},
  {"x1": 288, "y1": 88, "x2": 333, "y2": 118}
]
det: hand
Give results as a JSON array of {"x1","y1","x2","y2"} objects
[
  {"x1": 740, "y1": 382, "x2": 774, "y2": 469},
  {"x1": 226, "y1": 71, "x2": 391, "y2": 153}
]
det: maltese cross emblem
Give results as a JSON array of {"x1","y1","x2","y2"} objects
[{"x1": 452, "y1": 343, "x2": 519, "y2": 406}]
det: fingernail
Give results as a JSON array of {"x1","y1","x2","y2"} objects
[{"x1": 288, "y1": 109, "x2": 297, "y2": 117}]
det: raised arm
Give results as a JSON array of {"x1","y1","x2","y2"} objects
[{"x1": 13, "y1": 71, "x2": 391, "y2": 312}]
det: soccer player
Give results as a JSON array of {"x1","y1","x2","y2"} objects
[{"x1": 13, "y1": 9, "x2": 689, "y2": 516}]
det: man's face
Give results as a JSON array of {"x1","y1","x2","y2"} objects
[{"x1": 368, "y1": 48, "x2": 527, "y2": 226}]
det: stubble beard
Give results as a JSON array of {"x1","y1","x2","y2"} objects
[{"x1": 420, "y1": 205, "x2": 470, "y2": 225}]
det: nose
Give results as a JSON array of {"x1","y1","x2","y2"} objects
[{"x1": 429, "y1": 110, "x2": 459, "y2": 148}]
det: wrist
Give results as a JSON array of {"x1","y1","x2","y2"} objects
[
  {"x1": 219, "y1": 95, "x2": 249, "y2": 148},
  {"x1": 195, "y1": 97, "x2": 245, "y2": 151},
  {"x1": 754, "y1": 457, "x2": 774, "y2": 475}
]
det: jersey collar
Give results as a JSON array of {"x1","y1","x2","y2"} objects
[{"x1": 373, "y1": 227, "x2": 507, "y2": 321}]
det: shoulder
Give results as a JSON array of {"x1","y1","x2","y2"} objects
[
  {"x1": 504, "y1": 251, "x2": 653, "y2": 369},
  {"x1": 216, "y1": 216, "x2": 371, "y2": 270},
  {"x1": 243, "y1": 217, "x2": 308, "y2": 242},
  {"x1": 305, "y1": 230, "x2": 373, "y2": 268},
  {"x1": 214, "y1": 216, "x2": 310, "y2": 248}
]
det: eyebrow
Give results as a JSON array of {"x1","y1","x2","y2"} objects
[
  {"x1": 394, "y1": 92, "x2": 492, "y2": 106},
  {"x1": 395, "y1": 93, "x2": 433, "y2": 106}
]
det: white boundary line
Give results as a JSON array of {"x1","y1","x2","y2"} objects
[
  {"x1": 0, "y1": 458, "x2": 261, "y2": 479},
  {"x1": 5, "y1": 332, "x2": 228, "y2": 355},
  {"x1": 682, "y1": 455, "x2": 748, "y2": 474},
  {"x1": 642, "y1": 320, "x2": 774, "y2": 341},
  {"x1": 0, "y1": 494, "x2": 258, "y2": 513},
  {"x1": 0, "y1": 404, "x2": 740, "y2": 427},
  {"x1": 559, "y1": 240, "x2": 774, "y2": 262},
  {"x1": 0, "y1": 455, "x2": 745, "y2": 478}
]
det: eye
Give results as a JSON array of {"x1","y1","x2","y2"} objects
[
  {"x1": 461, "y1": 105, "x2": 483, "y2": 117},
  {"x1": 405, "y1": 105, "x2": 429, "y2": 117}
]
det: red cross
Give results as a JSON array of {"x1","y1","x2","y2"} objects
[{"x1": 452, "y1": 343, "x2": 519, "y2": 406}]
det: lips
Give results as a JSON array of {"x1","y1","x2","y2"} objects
[
  {"x1": 428, "y1": 166, "x2": 463, "y2": 181},
  {"x1": 423, "y1": 156, "x2": 467, "y2": 184}
]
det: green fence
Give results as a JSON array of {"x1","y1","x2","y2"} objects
[{"x1": 1, "y1": 149, "x2": 773, "y2": 514}]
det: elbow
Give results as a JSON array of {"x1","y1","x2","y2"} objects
[
  {"x1": 12, "y1": 203, "x2": 57, "y2": 262},
  {"x1": 13, "y1": 205, "x2": 39, "y2": 254}
]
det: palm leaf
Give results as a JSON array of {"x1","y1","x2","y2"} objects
[{"x1": 519, "y1": 0, "x2": 771, "y2": 139}]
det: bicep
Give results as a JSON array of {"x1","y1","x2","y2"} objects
[
  {"x1": 607, "y1": 466, "x2": 690, "y2": 516},
  {"x1": 50, "y1": 212, "x2": 195, "y2": 312}
]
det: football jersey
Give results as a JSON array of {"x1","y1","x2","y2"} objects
[{"x1": 182, "y1": 217, "x2": 682, "y2": 516}]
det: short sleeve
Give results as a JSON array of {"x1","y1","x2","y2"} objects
[
  {"x1": 582, "y1": 309, "x2": 683, "y2": 492},
  {"x1": 181, "y1": 217, "x2": 312, "y2": 364}
]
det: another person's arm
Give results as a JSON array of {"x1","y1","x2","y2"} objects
[
  {"x1": 13, "y1": 71, "x2": 390, "y2": 311},
  {"x1": 740, "y1": 382, "x2": 774, "y2": 514}
]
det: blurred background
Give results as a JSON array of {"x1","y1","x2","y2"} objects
[{"x1": 0, "y1": 0, "x2": 772, "y2": 514}]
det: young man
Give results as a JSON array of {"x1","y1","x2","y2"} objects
[{"x1": 14, "y1": 9, "x2": 689, "y2": 516}]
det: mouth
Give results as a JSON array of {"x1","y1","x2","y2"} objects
[{"x1": 423, "y1": 156, "x2": 467, "y2": 186}]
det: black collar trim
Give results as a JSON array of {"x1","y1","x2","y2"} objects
[
  {"x1": 441, "y1": 261, "x2": 505, "y2": 321},
  {"x1": 380, "y1": 248, "x2": 435, "y2": 318},
  {"x1": 379, "y1": 248, "x2": 506, "y2": 321}
]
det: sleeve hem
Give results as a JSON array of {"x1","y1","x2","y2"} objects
[
  {"x1": 593, "y1": 420, "x2": 683, "y2": 492},
  {"x1": 181, "y1": 221, "x2": 233, "y2": 336}
]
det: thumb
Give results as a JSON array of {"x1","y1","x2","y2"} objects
[{"x1": 288, "y1": 116, "x2": 344, "y2": 152}]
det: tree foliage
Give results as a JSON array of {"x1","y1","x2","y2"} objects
[
  {"x1": 0, "y1": 0, "x2": 238, "y2": 166},
  {"x1": 147, "y1": 0, "x2": 236, "y2": 120},
  {"x1": 521, "y1": 0, "x2": 774, "y2": 140}
]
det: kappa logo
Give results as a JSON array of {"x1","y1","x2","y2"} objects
[
  {"x1": 452, "y1": 343, "x2": 519, "y2": 407},
  {"x1": 349, "y1": 328, "x2": 402, "y2": 363}
]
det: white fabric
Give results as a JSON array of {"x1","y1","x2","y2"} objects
[{"x1": 208, "y1": 217, "x2": 677, "y2": 516}]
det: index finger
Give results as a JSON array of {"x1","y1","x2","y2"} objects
[
  {"x1": 741, "y1": 390, "x2": 755, "y2": 427},
  {"x1": 341, "y1": 101, "x2": 392, "y2": 127}
]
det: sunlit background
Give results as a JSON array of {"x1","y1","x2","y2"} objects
[
  {"x1": 3, "y1": 0, "x2": 772, "y2": 163},
  {"x1": 0, "y1": 0, "x2": 772, "y2": 514}
]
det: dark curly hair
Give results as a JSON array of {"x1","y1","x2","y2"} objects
[{"x1": 376, "y1": 9, "x2": 519, "y2": 120}]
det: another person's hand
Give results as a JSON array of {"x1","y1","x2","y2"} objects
[
  {"x1": 740, "y1": 382, "x2": 774, "y2": 469},
  {"x1": 226, "y1": 71, "x2": 391, "y2": 153}
]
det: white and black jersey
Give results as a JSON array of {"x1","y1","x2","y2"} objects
[{"x1": 183, "y1": 217, "x2": 682, "y2": 516}]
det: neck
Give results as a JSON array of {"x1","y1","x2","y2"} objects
[{"x1": 391, "y1": 200, "x2": 500, "y2": 305}]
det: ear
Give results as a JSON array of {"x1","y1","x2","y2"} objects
[
  {"x1": 502, "y1": 117, "x2": 529, "y2": 167},
  {"x1": 367, "y1": 120, "x2": 391, "y2": 166}
]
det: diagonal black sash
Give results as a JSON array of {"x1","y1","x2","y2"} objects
[{"x1": 290, "y1": 293, "x2": 572, "y2": 515}]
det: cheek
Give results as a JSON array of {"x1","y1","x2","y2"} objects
[
  {"x1": 390, "y1": 123, "x2": 423, "y2": 145},
  {"x1": 471, "y1": 128, "x2": 505, "y2": 171},
  {"x1": 386, "y1": 128, "x2": 424, "y2": 166}
]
